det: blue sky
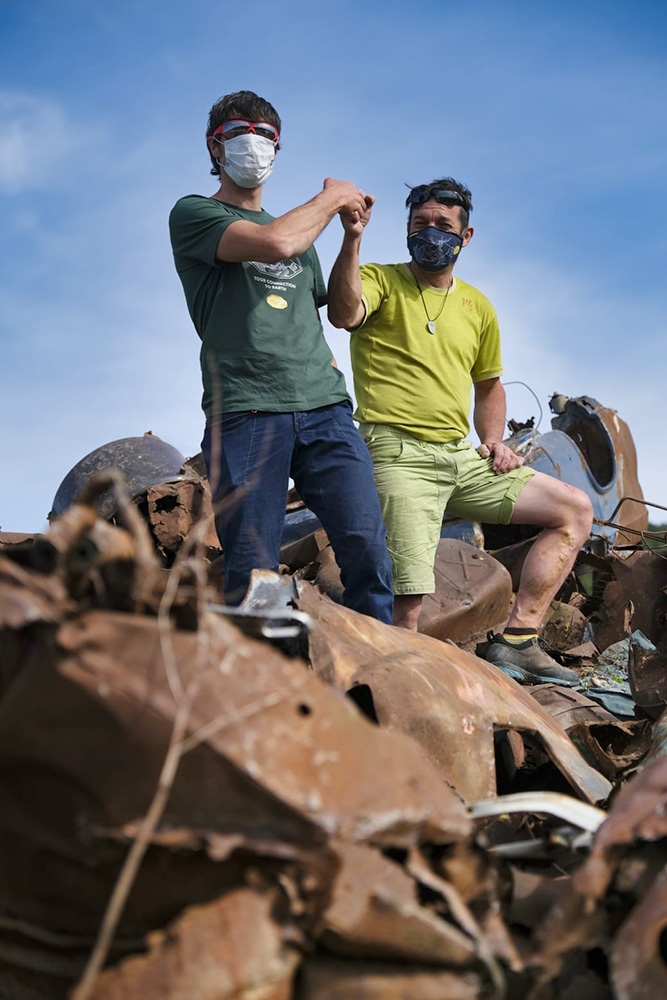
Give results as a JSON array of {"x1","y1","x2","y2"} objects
[{"x1": 1, "y1": 0, "x2": 666, "y2": 531}]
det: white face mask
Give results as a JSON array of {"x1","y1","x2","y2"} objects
[{"x1": 218, "y1": 133, "x2": 276, "y2": 188}]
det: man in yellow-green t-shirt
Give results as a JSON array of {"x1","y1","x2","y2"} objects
[{"x1": 327, "y1": 178, "x2": 593, "y2": 686}]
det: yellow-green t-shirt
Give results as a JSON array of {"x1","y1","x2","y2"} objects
[{"x1": 351, "y1": 263, "x2": 502, "y2": 442}]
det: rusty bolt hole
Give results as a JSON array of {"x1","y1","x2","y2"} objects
[{"x1": 297, "y1": 703, "x2": 312, "y2": 717}]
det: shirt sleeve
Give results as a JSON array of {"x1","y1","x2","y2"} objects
[
  {"x1": 471, "y1": 299, "x2": 503, "y2": 382},
  {"x1": 169, "y1": 197, "x2": 238, "y2": 267},
  {"x1": 357, "y1": 263, "x2": 387, "y2": 328}
]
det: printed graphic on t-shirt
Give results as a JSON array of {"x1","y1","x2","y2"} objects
[
  {"x1": 267, "y1": 295, "x2": 288, "y2": 310},
  {"x1": 249, "y1": 259, "x2": 303, "y2": 279}
]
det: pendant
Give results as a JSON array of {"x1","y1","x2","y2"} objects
[{"x1": 427, "y1": 320, "x2": 436, "y2": 334}]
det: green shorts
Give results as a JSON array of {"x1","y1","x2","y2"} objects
[{"x1": 359, "y1": 423, "x2": 535, "y2": 596}]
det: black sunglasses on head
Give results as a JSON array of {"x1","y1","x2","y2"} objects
[{"x1": 407, "y1": 188, "x2": 468, "y2": 210}]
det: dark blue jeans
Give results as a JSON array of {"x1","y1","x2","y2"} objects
[{"x1": 201, "y1": 401, "x2": 394, "y2": 624}]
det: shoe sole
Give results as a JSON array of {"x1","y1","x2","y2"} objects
[{"x1": 487, "y1": 660, "x2": 579, "y2": 687}]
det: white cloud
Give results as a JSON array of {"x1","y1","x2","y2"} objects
[{"x1": 0, "y1": 91, "x2": 79, "y2": 194}]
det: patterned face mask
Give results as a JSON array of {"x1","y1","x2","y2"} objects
[{"x1": 407, "y1": 226, "x2": 463, "y2": 271}]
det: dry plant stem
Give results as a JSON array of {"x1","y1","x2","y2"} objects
[{"x1": 71, "y1": 678, "x2": 199, "y2": 1000}]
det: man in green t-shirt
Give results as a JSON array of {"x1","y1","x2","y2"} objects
[
  {"x1": 169, "y1": 90, "x2": 393, "y2": 622},
  {"x1": 327, "y1": 178, "x2": 593, "y2": 684}
]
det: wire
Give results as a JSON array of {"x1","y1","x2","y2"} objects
[{"x1": 502, "y1": 380, "x2": 544, "y2": 430}]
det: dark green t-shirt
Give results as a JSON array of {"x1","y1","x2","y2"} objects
[{"x1": 169, "y1": 195, "x2": 350, "y2": 416}]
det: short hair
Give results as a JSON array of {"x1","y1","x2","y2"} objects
[
  {"x1": 406, "y1": 178, "x2": 473, "y2": 229},
  {"x1": 206, "y1": 90, "x2": 282, "y2": 176}
]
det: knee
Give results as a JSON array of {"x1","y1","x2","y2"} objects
[{"x1": 563, "y1": 487, "x2": 594, "y2": 542}]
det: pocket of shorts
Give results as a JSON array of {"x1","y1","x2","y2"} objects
[{"x1": 360, "y1": 424, "x2": 405, "y2": 463}]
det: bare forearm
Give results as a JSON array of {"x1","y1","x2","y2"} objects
[
  {"x1": 259, "y1": 188, "x2": 356, "y2": 260},
  {"x1": 473, "y1": 380, "x2": 507, "y2": 444},
  {"x1": 216, "y1": 179, "x2": 367, "y2": 264},
  {"x1": 327, "y1": 231, "x2": 365, "y2": 328},
  {"x1": 474, "y1": 378, "x2": 523, "y2": 473}
]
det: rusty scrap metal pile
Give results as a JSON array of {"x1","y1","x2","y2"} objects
[{"x1": 1, "y1": 395, "x2": 667, "y2": 1000}]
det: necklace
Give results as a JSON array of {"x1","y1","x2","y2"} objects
[{"x1": 412, "y1": 271, "x2": 452, "y2": 334}]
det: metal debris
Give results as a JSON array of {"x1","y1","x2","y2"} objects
[{"x1": 1, "y1": 390, "x2": 666, "y2": 999}]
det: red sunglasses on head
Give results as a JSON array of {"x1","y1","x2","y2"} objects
[{"x1": 213, "y1": 119, "x2": 279, "y2": 143}]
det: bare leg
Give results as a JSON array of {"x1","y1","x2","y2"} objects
[
  {"x1": 394, "y1": 594, "x2": 424, "y2": 631},
  {"x1": 507, "y1": 473, "x2": 593, "y2": 629}
]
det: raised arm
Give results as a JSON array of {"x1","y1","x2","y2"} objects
[
  {"x1": 473, "y1": 377, "x2": 524, "y2": 474},
  {"x1": 327, "y1": 195, "x2": 374, "y2": 329},
  {"x1": 216, "y1": 178, "x2": 370, "y2": 264}
]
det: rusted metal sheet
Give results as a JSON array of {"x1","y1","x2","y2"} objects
[
  {"x1": 298, "y1": 583, "x2": 612, "y2": 805},
  {"x1": 418, "y1": 539, "x2": 512, "y2": 643},
  {"x1": 568, "y1": 719, "x2": 652, "y2": 779},
  {"x1": 319, "y1": 842, "x2": 476, "y2": 966},
  {"x1": 0, "y1": 531, "x2": 35, "y2": 547},
  {"x1": 297, "y1": 957, "x2": 483, "y2": 999},
  {"x1": 530, "y1": 685, "x2": 617, "y2": 730},
  {"x1": 140, "y1": 477, "x2": 220, "y2": 559},
  {"x1": 529, "y1": 685, "x2": 651, "y2": 779},
  {"x1": 85, "y1": 887, "x2": 300, "y2": 1000},
  {"x1": 54, "y1": 608, "x2": 471, "y2": 848},
  {"x1": 533, "y1": 756, "x2": 667, "y2": 979},
  {"x1": 593, "y1": 549, "x2": 667, "y2": 652},
  {"x1": 0, "y1": 597, "x2": 475, "y2": 994},
  {"x1": 539, "y1": 600, "x2": 588, "y2": 652}
]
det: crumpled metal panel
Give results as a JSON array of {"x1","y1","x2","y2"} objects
[
  {"x1": 530, "y1": 685, "x2": 618, "y2": 730},
  {"x1": 594, "y1": 550, "x2": 667, "y2": 652},
  {"x1": 568, "y1": 719, "x2": 652, "y2": 779},
  {"x1": 84, "y1": 887, "x2": 300, "y2": 1000},
  {"x1": 418, "y1": 539, "x2": 512, "y2": 643},
  {"x1": 297, "y1": 957, "x2": 483, "y2": 999},
  {"x1": 539, "y1": 600, "x2": 587, "y2": 652},
  {"x1": 141, "y1": 477, "x2": 220, "y2": 558},
  {"x1": 533, "y1": 756, "x2": 667, "y2": 978},
  {"x1": 319, "y1": 841, "x2": 476, "y2": 966},
  {"x1": 610, "y1": 861, "x2": 667, "y2": 1000},
  {"x1": 529, "y1": 686, "x2": 651, "y2": 779},
  {"x1": 298, "y1": 583, "x2": 612, "y2": 805},
  {"x1": 54, "y1": 608, "x2": 471, "y2": 848}
]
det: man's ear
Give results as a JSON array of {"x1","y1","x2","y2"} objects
[
  {"x1": 462, "y1": 225, "x2": 474, "y2": 247},
  {"x1": 207, "y1": 135, "x2": 221, "y2": 160}
]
